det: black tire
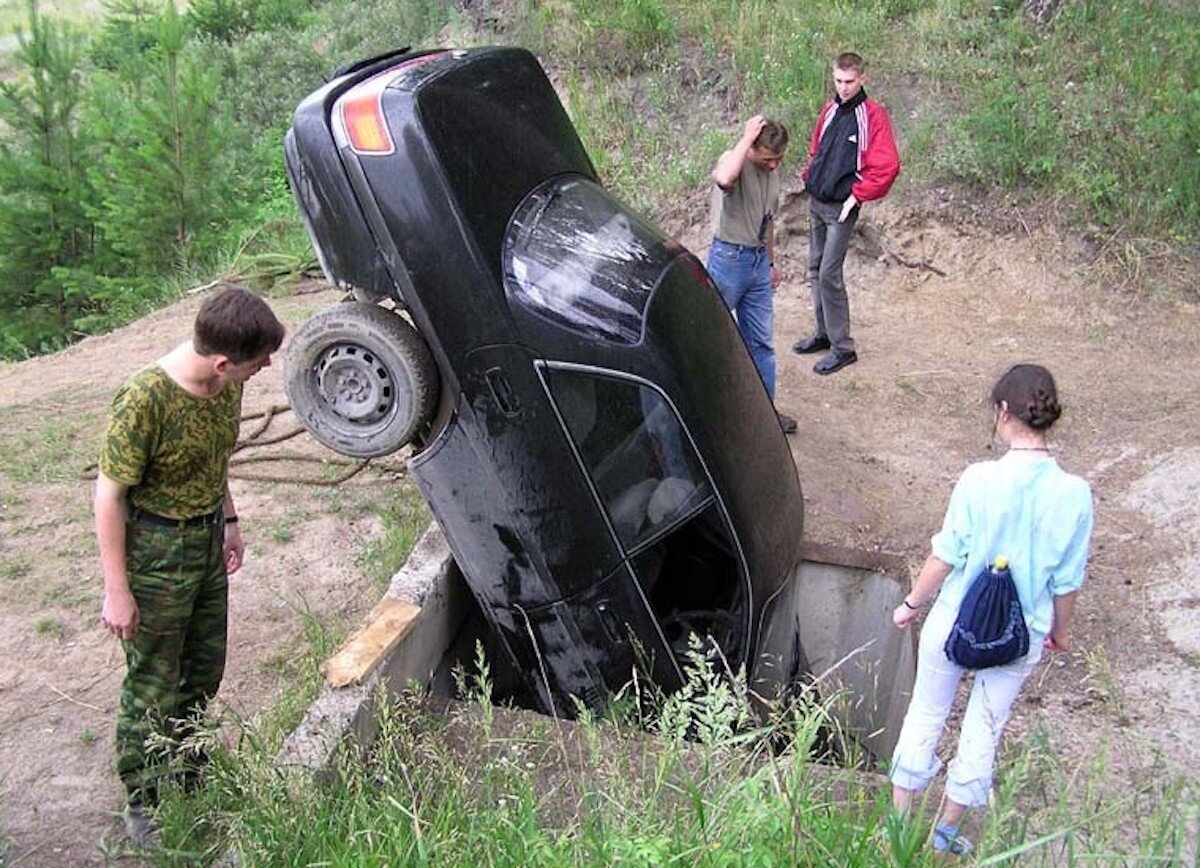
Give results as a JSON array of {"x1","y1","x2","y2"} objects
[{"x1": 285, "y1": 302, "x2": 439, "y2": 458}]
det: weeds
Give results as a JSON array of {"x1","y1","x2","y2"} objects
[
  {"x1": 254, "y1": 596, "x2": 348, "y2": 741},
  {"x1": 1083, "y1": 645, "x2": 1130, "y2": 726},
  {"x1": 33, "y1": 615, "x2": 67, "y2": 640},
  {"x1": 153, "y1": 638, "x2": 1199, "y2": 865},
  {"x1": 359, "y1": 485, "x2": 430, "y2": 588}
]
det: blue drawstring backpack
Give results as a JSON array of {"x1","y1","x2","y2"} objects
[{"x1": 944, "y1": 555, "x2": 1030, "y2": 669}]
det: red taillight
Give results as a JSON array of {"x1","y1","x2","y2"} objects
[
  {"x1": 335, "y1": 52, "x2": 449, "y2": 155},
  {"x1": 341, "y1": 89, "x2": 393, "y2": 154}
]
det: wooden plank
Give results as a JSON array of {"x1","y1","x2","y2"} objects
[{"x1": 321, "y1": 596, "x2": 422, "y2": 688}]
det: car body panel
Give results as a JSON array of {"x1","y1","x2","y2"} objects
[{"x1": 286, "y1": 45, "x2": 804, "y2": 714}]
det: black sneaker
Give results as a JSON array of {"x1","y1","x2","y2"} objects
[
  {"x1": 813, "y1": 350, "x2": 858, "y2": 375},
  {"x1": 776, "y1": 411, "x2": 797, "y2": 435},
  {"x1": 792, "y1": 334, "x2": 831, "y2": 354}
]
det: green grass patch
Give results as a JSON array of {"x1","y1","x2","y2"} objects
[
  {"x1": 899, "y1": 0, "x2": 1200, "y2": 237},
  {"x1": 0, "y1": 402, "x2": 103, "y2": 484},
  {"x1": 154, "y1": 642, "x2": 1199, "y2": 865},
  {"x1": 34, "y1": 615, "x2": 66, "y2": 639},
  {"x1": 359, "y1": 484, "x2": 430, "y2": 588},
  {"x1": 253, "y1": 599, "x2": 348, "y2": 742},
  {"x1": 0, "y1": 556, "x2": 30, "y2": 582}
]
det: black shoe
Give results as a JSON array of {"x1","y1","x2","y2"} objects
[
  {"x1": 813, "y1": 350, "x2": 858, "y2": 375},
  {"x1": 792, "y1": 333, "x2": 831, "y2": 354},
  {"x1": 776, "y1": 411, "x2": 797, "y2": 435}
]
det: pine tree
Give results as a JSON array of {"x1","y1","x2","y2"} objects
[
  {"x1": 88, "y1": 0, "x2": 245, "y2": 277},
  {"x1": 0, "y1": 0, "x2": 96, "y2": 356}
]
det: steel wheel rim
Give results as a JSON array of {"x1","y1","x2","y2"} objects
[{"x1": 314, "y1": 343, "x2": 397, "y2": 425}]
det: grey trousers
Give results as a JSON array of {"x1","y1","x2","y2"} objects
[{"x1": 808, "y1": 197, "x2": 860, "y2": 353}]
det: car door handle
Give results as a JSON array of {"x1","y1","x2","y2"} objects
[{"x1": 485, "y1": 367, "x2": 520, "y2": 416}]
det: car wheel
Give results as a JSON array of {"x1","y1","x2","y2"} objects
[{"x1": 285, "y1": 302, "x2": 439, "y2": 458}]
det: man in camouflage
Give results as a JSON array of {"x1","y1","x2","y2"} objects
[{"x1": 94, "y1": 285, "x2": 285, "y2": 846}]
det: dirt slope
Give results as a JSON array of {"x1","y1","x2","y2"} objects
[{"x1": 1, "y1": 199, "x2": 1198, "y2": 863}]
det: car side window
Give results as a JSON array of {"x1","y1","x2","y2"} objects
[{"x1": 544, "y1": 369, "x2": 711, "y2": 551}]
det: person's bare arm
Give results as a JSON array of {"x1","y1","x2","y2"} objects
[
  {"x1": 95, "y1": 472, "x2": 138, "y2": 640},
  {"x1": 893, "y1": 554, "x2": 953, "y2": 628},
  {"x1": 1044, "y1": 591, "x2": 1078, "y2": 652},
  {"x1": 222, "y1": 484, "x2": 244, "y2": 574},
  {"x1": 711, "y1": 115, "x2": 766, "y2": 189}
]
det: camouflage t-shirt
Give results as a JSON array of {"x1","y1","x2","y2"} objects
[{"x1": 100, "y1": 364, "x2": 243, "y2": 519}]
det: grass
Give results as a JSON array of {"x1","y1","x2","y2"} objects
[
  {"x1": 264, "y1": 516, "x2": 296, "y2": 544},
  {"x1": 252, "y1": 599, "x2": 348, "y2": 742},
  {"x1": 0, "y1": 0, "x2": 101, "y2": 32},
  {"x1": 359, "y1": 485, "x2": 431, "y2": 588},
  {"x1": 523, "y1": 0, "x2": 1200, "y2": 242},
  {"x1": 33, "y1": 615, "x2": 66, "y2": 639},
  {"x1": 151, "y1": 642, "x2": 1199, "y2": 866},
  {"x1": 0, "y1": 557, "x2": 30, "y2": 582},
  {"x1": 0, "y1": 402, "x2": 103, "y2": 484}
]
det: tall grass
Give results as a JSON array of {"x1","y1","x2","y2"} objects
[
  {"x1": 910, "y1": 0, "x2": 1200, "y2": 239},
  {"x1": 521, "y1": 0, "x2": 1199, "y2": 240},
  {"x1": 153, "y1": 643, "x2": 1199, "y2": 866}
]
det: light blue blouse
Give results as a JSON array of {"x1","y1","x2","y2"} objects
[{"x1": 931, "y1": 452, "x2": 1094, "y2": 637}]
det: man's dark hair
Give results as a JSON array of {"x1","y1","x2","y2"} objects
[
  {"x1": 754, "y1": 119, "x2": 789, "y2": 154},
  {"x1": 991, "y1": 363, "x2": 1062, "y2": 431},
  {"x1": 835, "y1": 52, "x2": 865, "y2": 75},
  {"x1": 193, "y1": 284, "x2": 286, "y2": 363}
]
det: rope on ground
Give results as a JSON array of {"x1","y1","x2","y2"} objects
[
  {"x1": 81, "y1": 401, "x2": 411, "y2": 487},
  {"x1": 231, "y1": 457, "x2": 378, "y2": 485},
  {"x1": 859, "y1": 222, "x2": 948, "y2": 277},
  {"x1": 234, "y1": 424, "x2": 308, "y2": 451},
  {"x1": 241, "y1": 402, "x2": 289, "y2": 441},
  {"x1": 882, "y1": 248, "x2": 948, "y2": 276}
]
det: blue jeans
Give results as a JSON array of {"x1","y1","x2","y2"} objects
[{"x1": 706, "y1": 239, "x2": 775, "y2": 399}]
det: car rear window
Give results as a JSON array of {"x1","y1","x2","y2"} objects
[{"x1": 504, "y1": 177, "x2": 677, "y2": 345}]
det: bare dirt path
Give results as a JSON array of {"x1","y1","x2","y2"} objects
[{"x1": 1, "y1": 199, "x2": 1197, "y2": 863}]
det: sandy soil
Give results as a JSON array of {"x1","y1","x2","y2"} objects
[{"x1": 1, "y1": 193, "x2": 1198, "y2": 863}]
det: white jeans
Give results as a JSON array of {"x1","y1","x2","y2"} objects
[{"x1": 889, "y1": 602, "x2": 1044, "y2": 807}]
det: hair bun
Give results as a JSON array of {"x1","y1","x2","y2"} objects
[
  {"x1": 1025, "y1": 389, "x2": 1061, "y2": 430},
  {"x1": 991, "y1": 363, "x2": 1062, "y2": 433}
]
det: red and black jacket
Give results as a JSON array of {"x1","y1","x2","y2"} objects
[{"x1": 802, "y1": 90, "x2": 900, "y2": 204}]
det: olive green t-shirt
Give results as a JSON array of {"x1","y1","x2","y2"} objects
[
  {"x1": 100, "y1": 364, "x2": 243, "y2": 519},
  {"x1": 710, "y1": 160, "x2": 781, "y2": 248}
]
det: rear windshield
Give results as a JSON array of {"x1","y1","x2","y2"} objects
[{"x1": 504, "y1": 176, "x2": 676, "y2": 345}]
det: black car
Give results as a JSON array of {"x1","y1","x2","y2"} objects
[{"x1": 283, "y1": 46, "x2": 805, "y2": 714}]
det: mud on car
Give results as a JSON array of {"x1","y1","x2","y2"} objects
[{"x1": 283, "y1": 46, "x2": 805, "y2": 714}]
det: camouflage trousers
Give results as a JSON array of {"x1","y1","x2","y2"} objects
[{"x1": 116, "y1": 519, "x2": 228, "y2": 806}]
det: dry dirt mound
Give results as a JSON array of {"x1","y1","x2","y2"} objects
[{"x1": 1, "y1": 202, "x2": 1199, "y2": 862}]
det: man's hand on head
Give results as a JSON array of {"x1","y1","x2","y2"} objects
[{"x1": 742, "y1": 115, "x2": 767, "y2": 145}]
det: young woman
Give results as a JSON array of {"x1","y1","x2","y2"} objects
[{"x1": 889, "y1": 364, "x2": 1094, "y2": 856}]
